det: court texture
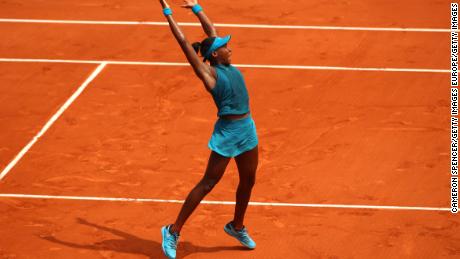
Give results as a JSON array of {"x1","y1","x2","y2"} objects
[{"x1": 0, "y1": 1, "x2": 458, "y2": 258}]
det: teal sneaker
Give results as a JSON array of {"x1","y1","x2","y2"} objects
[
  {"x1": 224, "y1": 222, "x2": 256, "y2": 249},
  {"x1": 161, "y1": 225, "x2": 179, "y2": 259}
]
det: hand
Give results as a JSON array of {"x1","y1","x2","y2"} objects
[
  {"x1": 159, "y1": 0, "x2": 170, "y2": 9},
  {"x1": 181, "y1": 0, "x2": 198, "y2": 8}
]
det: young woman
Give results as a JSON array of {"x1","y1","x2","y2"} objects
[{"x1": 158, "y1": 1, "x2": 259, "y2": 258}]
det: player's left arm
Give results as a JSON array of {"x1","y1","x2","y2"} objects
[{"x1": 181, "y1": 0, "x2": 217, "y2": 37}]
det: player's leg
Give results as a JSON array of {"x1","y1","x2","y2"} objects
[
  {"x1": 223, "y1": 146, "x2": 258, "y2": 249},
  {"x1": 233, "y1": 146, "x2": 258, "y2": 229},
  {"x1": 162, "y1": 151, "x2": 230, "y2": 258},
  {"x1": 170, "y1": 151, "x2": 231, "y2": 234}
]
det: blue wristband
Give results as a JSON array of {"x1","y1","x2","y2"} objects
[
  {"x1": 192, "y1": 4, "x2": 203, "y2": 14},
  {"x1": 163, "y1": 7, "x2": 173, "y2": 16}
]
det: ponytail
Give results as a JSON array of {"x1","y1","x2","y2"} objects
[
  {"x1": 192, "y1": 42, "x2": 201, "y2": 55},
  {"x1": 193, "y1": 37, "x2": 215, "y2": 62}
]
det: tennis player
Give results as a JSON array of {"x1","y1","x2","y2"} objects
[{"x1": 157, "y1": 0, "x2": 259, "y2": 258}]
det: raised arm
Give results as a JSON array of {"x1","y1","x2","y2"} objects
[
  {"x1": 159, "y1": 0, "x2": 216, "y2": 91},
  {"x1": 182, "y1": 0, "x2": 217, "y2": 37}
]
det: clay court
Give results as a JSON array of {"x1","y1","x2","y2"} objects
[{"x1": 0, "y1": 0, "x2": 458, "y2": 258}]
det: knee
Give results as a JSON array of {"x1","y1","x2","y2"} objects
[
  {"x1": 240, "y1": 175, "x2": 256, "y2": 188},
  {"x1": 200, "y1": 178, "x2": 219, "y2": 193}
]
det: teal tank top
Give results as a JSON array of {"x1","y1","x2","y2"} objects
[{"x1": 210, "y1": 64, "x2": 250, "y2": 116}]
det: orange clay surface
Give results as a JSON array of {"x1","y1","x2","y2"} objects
[{"x1": 0, "y1": 0, "x2": 459, "y2": 259}]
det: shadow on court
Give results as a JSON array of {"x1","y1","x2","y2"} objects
[{"x1": 40, "y1": 218, "x2": 246, "y2": 258}]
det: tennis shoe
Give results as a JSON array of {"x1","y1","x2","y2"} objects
[
  {"x1": 161, "y1": 225, "x2": 179, "y2": 259},
  {"x1": 224, "y1": 221, "x2": 256, "y2": 249}
]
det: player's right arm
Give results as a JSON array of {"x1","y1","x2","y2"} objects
[
  {"x1": 181, "y1": 0, "x2": 217, "y2": 37},
  {"x1": 159, "y1": 0, "x2": 216, "y2": 91}
]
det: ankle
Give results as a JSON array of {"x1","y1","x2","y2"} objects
[
  {"x1": 169, "y1": 224, "x2": 180, "y2": 235},
  {"x1": 231, "y1": 221, "x2": 244, "y2": 231}
]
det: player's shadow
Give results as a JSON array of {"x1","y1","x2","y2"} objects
[{"x1": 40, "y1": 218, "x2": 245, "y2": 258}]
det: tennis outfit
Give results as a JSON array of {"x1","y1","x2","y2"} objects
[{"x1": 208, "y1": 64, "x2": 258, "y2": 157}]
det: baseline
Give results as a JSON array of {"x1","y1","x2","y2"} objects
[
  {"x1": 0, "y1": 18, "x2": 452, "y2": 33},
  {"x1": 0, "y1": 193, "x2": 450, "y2": 212}
]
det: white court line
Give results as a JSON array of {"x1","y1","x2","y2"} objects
[
  {"x1": 0, "y1": 18, "x2": 452, "y2": 33},
  {"x1": 0, "y1": 58, "x2": 449, "y2": 73},
  {"x1": 0, "y1": 193, "x2": 450, "y2": 212},
  {"x1": 0, "y1": 62, "x2": 107, "y2": 181}
]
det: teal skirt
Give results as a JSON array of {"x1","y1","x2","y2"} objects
[{"x1": 208, "y1": 116, "x2": 258, "y2": 158}]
